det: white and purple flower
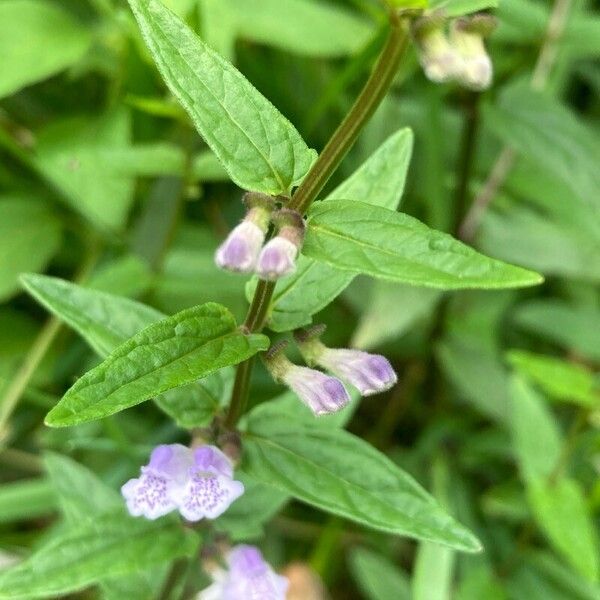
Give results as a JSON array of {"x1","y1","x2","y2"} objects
[
  {"x1": 121, "y1": 444, "x2": 244, "y2": 522},
  {"x1": 215, "y1": 220, "x2": 266, "y2": 274},
  {"x1": 256, "y1": 236, "x2": 298, "y2": 281},
  {"x1": 199, "y1": 545, "x2": 289, "y2": 600}
]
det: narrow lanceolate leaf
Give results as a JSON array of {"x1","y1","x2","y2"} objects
[
  {"x1": 45, "y1": 303, "x2": 269, "y2": 427},
  {"x1": 21, "y1": 274, "x2": 163, "y2": 357},
  {"x1": 128, "y1": 0, "x2": 316, "y2": 194},
  {"x1": 0, "y1": 513, "x2": 199, "y2": 599},
  {"x1": 252, "y1": 129, "x2": 414, "y2": 331},
  {"x1": 243, "y1": 419, "x2": 482, "y2": 552},
  {"x1": 304, "y1": 200, "x2": 543, "y2": 290}
]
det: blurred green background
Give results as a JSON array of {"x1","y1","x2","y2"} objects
[{"x1": 0, "y1": 1, "x2": 599, "y2": 598}]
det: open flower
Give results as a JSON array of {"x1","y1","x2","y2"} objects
[
  {"x1": 199, "y1": 545, "x2": 289, "y2": 600},
  {"x1": 121, "y1": 444, "x2": 244, "y2": 522},
  {"x1": 178, "y1": 446, "x2": 245, "y2": 522},
  {"x1": 121, "y1": 443, "x2": 192, "y2": 520}
]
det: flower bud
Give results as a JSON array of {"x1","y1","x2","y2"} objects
[
  {"x1": 215, "y1": 193, "x2": 274, "y2": 273},
  {"x1": 198, "y1": 545, "x2": 289, "y2": 600},
  {"x1": 121, "y1": 444, "x2": 244, "y2": 522},
  {"x1": 295, "y1": 327, "x2": 397, "y2": 396},
  {"x1": 263, "y1": 342, "x2": 351, "y2": 416},
  {"x1": 412, "y1": 17, "x2": 461, "y2": 83},
  {"x1": 256, "y1": 209, "x2": 304, "y2": 281},
  {"x1": 450, "y1": 16, "x2": 496, "y2": 91}
]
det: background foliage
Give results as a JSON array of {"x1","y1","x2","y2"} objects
[{"x1": 0, "y1": 0, "x2": 599, "y2": 598}]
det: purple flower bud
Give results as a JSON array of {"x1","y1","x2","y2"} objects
[
  {"x1": 199, "y1": 545, "x2": 289, "y2": 600},
  {"x1": 215, "y1": 221, "x2": 266, "y2": 273},
  {"x1": 256, "y1": 236, "x2": 298, "y2": 281},
  {"x1": 317, "y1": 349, "x2": 397, "y2": 396},
  {"x1": 121, "y1": 444, "x2": 192, "y2": 520},
  {"x1": 178, "y1": 446, "x2": 244, "y2": 522},
  {"x1": 282, "y1": 365, "x2": 351, "y2": 416}
]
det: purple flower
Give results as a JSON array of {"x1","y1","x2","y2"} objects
[
  {"x1": 122, "y1": 444, "x2": 244, "y2": 522},
  {"x1": 199, "y1": 545, "x2": 289, "y2": 600},
  {"x1": 215, "y1": 221, "x2": 266, "y2": 273},
  {"x1": 282, "y1": 365, "x2": 351, "y2": 416},
  {"x1": 317, "y1": 349, "x2": 397, "y2": 396},
  {"x1": 121, "y1": 444, "x2": 192, "y2": 520},
  {"x1": 178, "y1": 446, "x2": 244, "y2": 522},
  {"x1": 256, "y1": 236, "x2": 298, "y2": 281}
]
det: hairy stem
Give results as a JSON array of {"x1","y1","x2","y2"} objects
[
  {"x1": 224, "y1": 12, "x2": 410, "y2": 429},
  {"x1": 458, "y1": 0, "x2": 574, "y2": 241}
]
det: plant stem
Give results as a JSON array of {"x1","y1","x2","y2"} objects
[
  {"x1": 458, "y1": 0, "x2": 574, "y2": 241},
  {"x1": 224, "y1": 12, "x2": 410, "y2": 429}
]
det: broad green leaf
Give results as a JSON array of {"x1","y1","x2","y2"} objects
[
  {"x1": 304, "y1": 200, "x2": 543, "y2": 289},
  {"x1": 22, "y1": 274, "x2": 232, "y2": 428},
  {"x1": 154, "y1": 366, "x2": 234, "y2": 428},
  {"x1": 0, "y1": 0, "x2": 92, "y2": 98},
  {"x1": 430, "y1": 0, "x2": 498, "y2": 17},
  {"x1": 21, "y1": 273, "x2": 163, "y2": 358},
  {"x1": 507, "y1": 350, "x2": 599, "y2": 408},
  {"x1": 242, "y1": 418, "x2": 482, "y2": 552},
  {"x1": 348, "y1": 547, "x2": 411, "y2": 600},
  {"x1": 513, "y1": 301, "x2": 600, "y2": 362},
  {"x1": 43, "y1": 453, "x2": 122, "y2": 523},
  {"x1": 128, "y1": 0, "x2": 316, "y2": 194},
  {"x1": 484, "y1": 84, "x2": 600, "y2": 215},
  {"x1": 0, "y1": 198, "x2": 61, "y2": 302},
  {"x1": 527, "y1": 478, "x2": 599, "y2": 583},
  {"x1": 200, "y1": 0, "x2": 373, "y2": 59},
  {"x1": 45, "y1": 303, "x2": 269, "y2": 426},
  {"x1": 254, "y1": 128, "x2": 415, "y2": 331},
  {"x1": 0, "y1": 479, "x2": 56, "y2": 523},
  {"x1": 0, "y1": 513, "x2": 199, "y2": 599},
  {"x1": 34, "y1": 108, "x2": 135, "y2": 232},
  {"x1": 510, "y1": 376, "x2": 562, "y2": 483},
  {"x1": 352, "y1": 282, "x2": 441, "y2": 349}
]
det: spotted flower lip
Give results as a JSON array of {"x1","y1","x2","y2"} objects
[
  {"x1": 215, "y1": 220, "x2": 266, "y2": 273},
  {"x1": 317, "y1": 348, "x2": 398, "y2": 396},
  {"x1": 121, "y1": 444, "x2": 244, "y2": 522},
  {"x1": 198, "y1": 545, "x2": 289, "y2": 600},
  {"x1": 121, "y1": 443, "x2": 192, "y2": 520},
  {"x1": 178, "y1": 446, "x2": 244, "y2": 522}
]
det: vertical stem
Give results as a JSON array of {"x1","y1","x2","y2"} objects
[{"x1": 224, "y1": 13, "x2": 410, "y2": 429}]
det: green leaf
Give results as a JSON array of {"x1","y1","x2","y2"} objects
[
  {"x1": 21, "y1": 273, "x2": 163, "y2": 358},
  {"x1": 348, "y1": 547, "x2": 411, "y2": 600},
  {"x1": 0, "y1": 513, "x2": 199, "y2": 599},
  {"x1": 45, "y1": 303, "x2": 269, "y2": 427},
  {"x1": 43, "y1": 453, "x2": 122, "y2": 523},
  {"x1": 34, "y1": 109, "x2": 135, "y2": 232},
  {"x1": 484, "y1": 84, "x2": 600, "y2": 215},
  {"x1": 200, "y1": 0, "x2": 373, "y2": 59},
  {"x1": 242, "y1": 418, "x2": 482, "y2": 552},
  {"x1": 128, "y1": 0, "x2": 316, "y2": 194},
  {"x1": 430, "y1": 0, "x2": 498, "y2": 17},
  {"x1": 304, "y1": 200, "x2": 542, "y2": 290},
  {"x1": 0, "y1": 0, "x2": 92, "y2": 99},
  {"x1": 527, "y1": 478, "x2": 599, "y2": 583},
  {"x1": 513, "y1": 300, "x2": 600, "y2": 362},
  {"x1": 510, "y1": 375, "x2": 562, "y2": 483},
  {"x1": 0, "y1": 198, "x2": 61, "y2": 302},
  {"x1": 254, "y1": 128, "x2": 414, "y2": 331},
  {"x1": 507, "y1": 350, "x2": 599, "y2": 408},
  {"x1": 0, "y1": 479, "x2": 56, "y2": 524}
]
